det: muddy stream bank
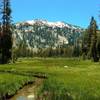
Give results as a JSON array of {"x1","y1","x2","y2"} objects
[{"x1": 9, "y1": 78, "x2": 43, "y2": 100}]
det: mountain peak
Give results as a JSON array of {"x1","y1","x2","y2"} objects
[{"x1": 16, "y1": 19, "x2": 82, "y2": 29}]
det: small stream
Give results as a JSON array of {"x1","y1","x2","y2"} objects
[{"x1": 9, "y1": 79, "x2": 43, "y2": 100}]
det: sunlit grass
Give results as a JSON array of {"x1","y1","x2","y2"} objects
[{"x1": 0, "y1": 58, "x2": 100, "y2": 99}]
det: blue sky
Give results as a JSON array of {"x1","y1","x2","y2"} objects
[{"x1": 11, "y1": 0, "x2": 99, "y2": 28}]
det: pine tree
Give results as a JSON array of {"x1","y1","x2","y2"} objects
[
  {"x1": 0, "y1": 0, "x2": 12, "y2": 64},
  {"x1": 88, "y1": 17, "x2": 99, "y2": 62},
  {"x1": 82, "y1": 17, "x2": 99, "y2": 61}
]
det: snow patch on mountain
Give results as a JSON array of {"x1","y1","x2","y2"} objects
[{"x1": 23, "y1": 19, "x2": 79, "y2": 29}]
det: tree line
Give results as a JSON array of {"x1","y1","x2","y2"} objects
[{"x1": 14, "y1": 42, "x2": 82, "y2": 58}]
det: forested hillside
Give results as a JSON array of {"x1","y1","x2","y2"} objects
[{"x1": 12, "y1": 19, "x2": 84, "y2": 57}]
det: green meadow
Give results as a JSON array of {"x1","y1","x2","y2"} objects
[{"x1": 0, "y1": 58, "x2": 100, "y2": 100}]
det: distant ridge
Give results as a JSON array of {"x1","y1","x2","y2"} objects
[{"x1": 13, "y1": 19, "x2": 84, "y2": 51}]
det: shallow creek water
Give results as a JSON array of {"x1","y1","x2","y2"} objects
[{"x1": 9, "y1": 79, "x2": 43, "y2": 100}]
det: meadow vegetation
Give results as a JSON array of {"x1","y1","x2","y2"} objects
[{"x1": 0, "y1": 58, "x2": 100, "y2": 99}]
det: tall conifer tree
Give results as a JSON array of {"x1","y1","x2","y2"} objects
[
  {"x1": 88, "y1": 17, "x2": 99, "y2": 62},
  {"x1": 0, "y1": 0, "x2": 12, "y2": 64}
]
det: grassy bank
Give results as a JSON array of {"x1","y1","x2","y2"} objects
[{"x1": 0, "y1": 73, "x2": 34, "y2": 99}]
